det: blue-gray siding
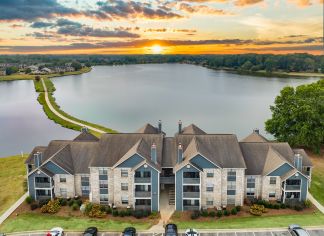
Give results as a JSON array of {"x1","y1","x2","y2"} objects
[
  {"x1": 175, "y1": 165, "x2": 200, "y2": 211},
  {"x1": 117, "y1": 154, "x2": 144, "y2": 168},
  {"x1": 268, "y1": 163, "x2": 293, "y2": 176},
  {"x1": 44, "y1": 161, "x2": 69, "y2": 174},
  {"x1": 286, "y1": 173, "x2": 308, "y2": 201},
  {"x1": 190, "y1": 155, "x2": 217, "y2": 169},
  {"x1": 28, "y1": 170, "x2": 50, "y2": 199}
]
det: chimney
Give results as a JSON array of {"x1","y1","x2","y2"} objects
[
  {"x1": 177, "y1": 143, "x2": 183, "y2": 163},
  {"x1": 158, "y1": 120, "x2": 162, "y2": 133},
  {"x1": 294, "y1": 153, "x2": 303, "y2": 171},
  {"x1": 178, "y1": 120, "x2": 182, "y2": 134},
  {"x1": 81, "y1": 126, "x2": 89, "y2": 133},
  {"x1": 253, "y1": 128, "x2": 259, "y2": 134},
  {"x1": 151, "y1": 143, "x2": 157, "y2": 164},
  {"x1": 34, "y1": 152, "x2": 42, "y2": 168}
]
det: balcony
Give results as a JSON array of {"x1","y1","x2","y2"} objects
[
  {"x1": 135, "y1": 177, "x2": 151, "y2": 183},
  {"x1": 37, "y1": 195, "x2": 51, "y2": 200},
  {"x1": 183, "y1": 178, "x2": 200, "y2": 184},
  {"x1": 160, "y1": 176, "x2": 175, "y2": 184},
  {"x1": 183, "y1": 192, "x2": 200, "y2": 198},
  {"x1": 285, "y1": 185, "x2": 301, "y2": 191},
  {"x1": 183, "y1": 205, "x2": 199, "y2": 211},
  {"x1": 135, "y1": 191, "x2": 151, "y2": 198},
  {"x1": 135, "y1": 205, "x2": 151, "y2": 210},
  {"x1": 35, "y1": 182, "x2": 51, "y2": 188}
]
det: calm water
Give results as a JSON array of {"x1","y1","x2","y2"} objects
[
  {"x1": 52, "y1": 64, "x2": 319, "y2": 138},
  {"x1": 0, "y1": 80, "x2": 78, "y2": 157}
]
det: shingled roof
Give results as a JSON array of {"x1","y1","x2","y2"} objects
[
  {"x1": 73, "y1": 131, "x2": 99, "y2": 142},
  {"x1": 135, "y1": 123, "x2": 159, "y2": 134},
  {"x1": 181, "y1": 124, "x2": 207, "y2": 135},
  {"x1": 241, "y1": 130, "x2": 268, "y2": 143}
]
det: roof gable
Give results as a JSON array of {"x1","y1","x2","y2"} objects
[
  {"x1": 262, "y1": 146, "x2": 287, "y2": 175},
  {"x1": 181, "y1": 124, "x2": 206, "y2": 135},
  {"x1": 136, "y1": 123, "x2": 159, "y2": 134},
  {"x1": 73, "y1": 132, "x2": 99, "y2": 142}
]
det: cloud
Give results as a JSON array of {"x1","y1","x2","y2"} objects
[
  {"x1": 56, "y1": 25, "x2": 140, "y2": 38},
  {"x1": 0, "y1": 0, "x2": 79, "y2": 21},
  {"x1": 56, "y1": 18, "x2": 82, "y2": 27},
  {"x1": 26, "y1": 32, "x2": 58, "y2": 39},
  {"x1": 30, "y1": 22, "x2": 54, "y2": 28},
  {"x1": 288, "y1": 0, "x2": 312, "y2": 7},
  {"x1": 179, "y1": 3, "x2": 230, "y2": 14},
  {"x1": 85, "y1": 0, "x2": 182, "y2": 20},
  {"x1": 234, "y1": 0, "x2": 263, "y2": 6}
]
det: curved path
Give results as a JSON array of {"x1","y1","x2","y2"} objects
[
  {"x1": 308, "y1": 192, "x2": 324, "y2": 214},
  {"x1": 41, "y1": 78, "x2": 106, "y2": 134}
]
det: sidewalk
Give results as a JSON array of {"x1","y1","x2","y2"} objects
[
  {"x1": 0, "y1": 192, "x2": 28, "y2": 225},
  {"x1": 308, "y1": 192, "x2": 324, "y2": 214}
]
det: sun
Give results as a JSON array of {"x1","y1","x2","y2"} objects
[{"x1": 151, "y1": 45, "x2": 163, "y2": 54}]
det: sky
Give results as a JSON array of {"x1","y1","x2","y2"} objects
[{"x1": 0, "y1": 0, "x2": 323, "y2": 54}]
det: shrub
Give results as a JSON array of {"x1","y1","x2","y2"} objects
[
  {"x1": 39, "y1": 199, "x2": 50, "y2": 207},
  {"x1": 273, "y1": 204, "x2": 280, "y2": 210},
  {"x1": 88, "y1": 204, "x2": 106, "y2": 218},
  {"x1": 76, "y1": 199, "x2": 83, "y2": 206},
  {"x1": 150, "y1": 211, "x2": 159, "y2": 219},
  {"x1": 191, "y1": 211, "x2": 200, "y2": 220},
  {"x1": 231, "y1": 208, "x2": 237, "y2": 215},
  {"x1": 84, "y1": 201, "x2": 93, "y2": 215},
  {"x1": 25, "y1": 196, "x2": 33, "y2": 204},
  {"x1": 126, "y1": 209, "x2": 133, "y2": 216},
  {"x1": 143, "y1": 210, "x2": 150, "y2": 217},
  {"x1": 106, "y1": 207, "x2": 112, "y2": 214},
  {"x1": 72, "y1": 203, "x2": 79, "y2": 211},
  {"x1": 249, "y1": 204, "x2": 266, "y2": 216},
  {"x1": 60, "y1": 199, "x2": 67, "y2": 206},
  {"x1": 304, "y1": 200, "x2": 312, "y2": 208},
  {"x1": 35, "y1": 75, "x2": 41, "y2": 81},
  {"x1": 294, "y1": 205, "x2": 303, "y2": 211},
  {"x1": 68, "y1": 200, "x2": 74, "y2": 207},
  {"x1": 280, "y1": 203, "x2": 286, "y2": 209},
  {"x1": 112, "y1": 210, "x2": 119, "y2": 217},
  {"x1": 41, "y1": 199, "x2": 61, "y2": 214},
  {"x1": 235, "y1": 206, "x2": 241, "y2": 212},
  {"x1": 223, "y1": 210, "x2": 230, "y2": 216},
  {"x1": 209, "y1": 211, "x2": 216, "y2": 217},
  {"x1": 30, "y1": 203, "x2": 39, "y2": 210},
  {"x1": 119, "y1": 210, "x2": 126, "y2": 217},
  {"x1": 133, "y1": 210, "x2": 144, "y2": 219},
  {"x1": 217, "y1": 210, "x2": 223, "y2": 218},
  {"x1": 201, "y1": 210, "x2": 209, "y2": 217}
]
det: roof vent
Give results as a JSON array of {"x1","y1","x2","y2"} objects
[
  {"x1": 294, "y1": 153, "x2": 303, "y2": 171},
  {"x1": 151, "y1": 143, "x2": 157, "y2": 164},
  {"x1": 253, "y1": 128, "x2": 259, "y2": 134},
  {"x1": 177, "y1": 143, "x2": 183, "y2": 163},
  {"x1": 178, "y1": 120, "x2": 182, "y2": 134},
  {"x1": 158, "y1": 120, "x2": 162, "y2": 133}
]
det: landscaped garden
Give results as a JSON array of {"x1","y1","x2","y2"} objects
[
  {"x1": 0, "y1": 196, "x2": 159, "y2": 233},
  {"x1": 170, "y1": 199, "x2": 324, "y2": 229}
]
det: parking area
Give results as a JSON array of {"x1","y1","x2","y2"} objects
[{"x1": 7, "y1": 229, "x2": 324, "y2": 236}]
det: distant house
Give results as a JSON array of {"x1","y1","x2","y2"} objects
[
  {"x1": 0, "y1": 69, "x2": 6, "y2": 76},
  {"x1": 41, "y1": 67, "x2": 52, "y2": 74},
  {"x1": 25, "y1": 122, "x2": 312, "y2": 211}
]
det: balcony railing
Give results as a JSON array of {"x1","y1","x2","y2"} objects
[
  {"x1": 285, "y1": 185, "x2": 301, "y2": 191},
  {"x1": 37, "y1": 195, "x2": 51, "y2": 200},
  {"x1": 183, "y1": 178, "x2": 200, "y2": 184},
  {"x1": 183, "y1": 205, "x2": 199, "y2": 211},
  {"x1": 135, "y1": 177, "x2": 151, "y2": 183},
  {"x1": 160, "y1": 176, "x2": 175, "y2": 184},
  {"x1": 35, "y1": 182, "x2": 51, "y2": 188},
  {"x1": 135, "y1": 191, "x2": 151, "y2": 198},
  {"x1": 183, "y1": 192, "x2": 200, "y2": 198}
]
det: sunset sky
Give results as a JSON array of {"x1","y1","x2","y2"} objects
[{"x1": 0, "y1": 0, "x2": 323, "y2": 54}]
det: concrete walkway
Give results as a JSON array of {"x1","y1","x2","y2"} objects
[
  {"x1": 308, "y1": 192, "x2": 324, "y2": 214},
  {"x1": 41, "y1": 78, "x2": 105, "y2": 134},
  {"x1": 0, "y1": 192, "x2": 28, "y2": 225}
]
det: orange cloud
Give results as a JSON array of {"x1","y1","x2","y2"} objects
[
  {"x1": 234, "y1": 0, "x2": 263, "y2": 6},
  {"x1": 179, "y1": 3, "x2": 230, "y2": 15},
  {"x1": 288, "y1": 0, "x2": 312, "y2": 7}
]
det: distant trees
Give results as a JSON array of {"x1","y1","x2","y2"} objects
[
  {"x1": 5, "y1": 66, "x2": 19, "y2": 75},
  {"x1": 25, "y1": 68, "x2": 32, "y2": 74},
  {"x1": 35, "y1": 75, "x2": 40, "y2": 81},
  {"x1": 71, "y1": 61, "x2": 82, "y2": 71},
  {"x1": 265, "y1": 80, "x2": 324, "y2": 153}
]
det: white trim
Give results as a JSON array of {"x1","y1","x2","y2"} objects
[
  {"x1": 158, "y1": 172, "x2": 160, "y2": 212},
  {"x1": 175, "y1": 170, "x2": 177, "y2": 211}
]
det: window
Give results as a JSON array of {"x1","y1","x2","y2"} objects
[
  {"x1": 269, "y1": 192, "x2": 276, "y2": 198},
  {"x1": 99, "y1": 168, "x2": 107, "y2": 175},
  {"x1": 206, "y1": 199, "x2": 213, "y2": 206},
  {"x1": 59, "y1": 175, "x2": 66, "y2": 183},
  {"x1": 121, "y1": 169, "x2": 128, "y2": 177},
  {"x1": 227, "y1": 181, "x2": 236, "y2": 190},
  {"x1": 227, "y1": 170, "x2": 236, "y2": 181},
  {"x1": 99, "y1": 180, "x2": 108, "y2": 189},
  {"x1": 227, "y1": 196, "x2": 235, "y2": 205},
  {"x1": 246, "y1": 188, "x2": 255, "y2": 196},
  {"x1": 121, "y1": 183, "x2": 128, "y2": 191},
  {"x1": 246, "y1": 176, "x2": 255, "y2": 188},
  {"x1": 100, "y1": 188, "x2": 108, "y2": 194},
  {"x1": 206, "y1": 172, "x2": 214, "y2": 178},
  {"x1": 60, "y1": 188, "x2": 67, "y2": 198},
  {"x1": 100, "y1": 194, "x2": 108, "y2": 204},
  {"x1": 227, "y1": 190, "x2": 236, "y2": 195},
  {"x1": 121, "y1": 196, "x2": 128, "y2": 204},
  {"x1": 270, "y1": 177, "x2": 276, "y2": 185},
  {"x1": 81, "y1": 186, "x2": 90, "y2": 196},
  {"x1": 206, "y1": 183, "x2": 213, "y2": 192},
  {"x1": 81, "y1": 176, "x2": 90, "y2": 196}
]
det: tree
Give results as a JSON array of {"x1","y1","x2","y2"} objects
[
  {"x1": 71, "y1": 61, "x2": 82, "y2": 71},
  {"x1": 240, "y1": 61, "x2": 253, "y2": 71},
  {"x1": 35, "y1": 75, "x2": 41, "y2": 81},
  {"x1": 264, "y1": 58, "x2": 276, "y2": 73},
  {"x1": 25, "y1": 68, "x2": 32, "y2": 74},
  {"x1": 85, "y1": 62, "x2": 92, "y2": 67},
  {"x1": 5, "y1": 66, "x2": 19, "y2": 75},
  {"x1": 265, "y1": 80, "x2": 324, "y2": 153}
]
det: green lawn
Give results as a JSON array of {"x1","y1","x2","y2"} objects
[
  {"x1": 171, "y1": 211, "x2": 324, "y2": 229},
  {"x1": 310, "y1": 154, "x2": 324, "y2": 205},
  {"x1": 0, "y1": 67, "x2": 92, "y2": 82},
  {"x1": 0, "y1": 155, "x2": 28, "y2": 215},
  {"x1": 0, "y1": 213, "x2": 153, "y2": 233}
]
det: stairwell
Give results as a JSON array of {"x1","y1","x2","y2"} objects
[{"x1": 169, "y1": 186, "x2": 175, "y2": 205}]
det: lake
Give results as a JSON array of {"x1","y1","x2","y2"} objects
[
  {"x1": 0, "y1": 80, "x2": 78, "y2": 157},
  {"x1": 51, "y1": 64, "x2": 319, "y2": 138}
]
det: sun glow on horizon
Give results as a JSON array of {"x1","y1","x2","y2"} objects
[{"x1": 151, "y1": 45, "x2": 163, "y2": 54}]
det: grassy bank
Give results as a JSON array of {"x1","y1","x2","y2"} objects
[
  {"x1": 35, "y1": 78, "x2": 117, "y2": 136},
  {"x1": 309, "y1": 150, "x2": 324, "y2": 205},
  {"x1": 236, "y1": 70, "x2": 324, "y2": 78},
  {"x1": 171, "y1": 211, "x2": 324, "y2": 229},
  {"x1": 0, "y1": 67, "x2": 92, "y2": 82},
  {"x1": 0, "y1": 155, "x2": 28, "y2": 215},
  {"x1": 0, "y1": 213, "x2": 153, "y2": 233}
]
